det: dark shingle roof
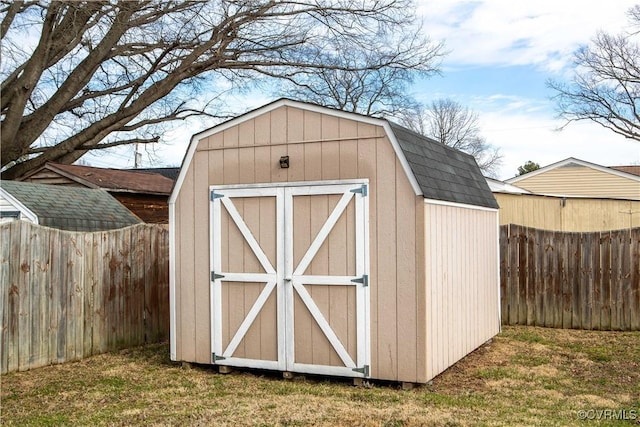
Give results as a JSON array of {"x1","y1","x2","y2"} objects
[
  {"x1": 1, "y1": 180, "x2": 141, "y2": 231},
  {"x1": 389, "y1": 123, "x2": 499, "y2": 209}
]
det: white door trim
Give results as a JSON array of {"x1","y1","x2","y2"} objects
[
  {"x1": 210, "y1": 181, "x2": 370, "y2": 377},
  {"x1": 210, "y1": 186, "x2": 282, "y2": 369}
]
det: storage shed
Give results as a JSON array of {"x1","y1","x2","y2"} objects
[{"x1": 169, "y1": 99, "x2": 500, "y2": 384}]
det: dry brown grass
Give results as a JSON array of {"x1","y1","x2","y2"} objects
[{"x1": 1, "y1": 326, "x2": 639, "y2": 426}]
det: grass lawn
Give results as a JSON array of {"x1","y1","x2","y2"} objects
[{"x1": 1, "y1": 326, "x2": 639, "y2": 426}]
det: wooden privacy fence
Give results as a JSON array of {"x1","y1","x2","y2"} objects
[
  {"x1": 500, "y1": 224, "x2": 640, "y2": 331},
  {"x1": 0, "y1": 221, "x2": 169, "y2": 374}
]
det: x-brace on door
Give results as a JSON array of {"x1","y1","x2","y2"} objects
[{"x1": 209, "y1": 181, "x2": 370, "y2": 378}]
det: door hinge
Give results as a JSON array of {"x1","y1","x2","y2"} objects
[
  {"x1": 212, "y1": 353, "x2": 226, "y2": 363},
  {"x1": 351, "y1": 274, "x2": 368, "y2": 287},
  {"x1": 210, "y1": 191, "x2": 223, "y2": 201},
  {"x1": 350, "y1": 184, "x2": 368, "y2": 197},
  {"x1": 211, "y1": 271, "x2": 225, "y2": 281},
  {"x1": 352, "y1": 365, "x2": 369, "y2": 376}
]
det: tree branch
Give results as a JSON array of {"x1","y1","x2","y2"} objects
[{"x1": 1, "y1": 0, "x2": 443, "y2": 178}]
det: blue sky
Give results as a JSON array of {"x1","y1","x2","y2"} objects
[
  {"x1": 411, "y1": 0, "x2": 640, "y2": 179},
  {"x1": 87, "y1": 0, "x2": 640, "y2": 180}
]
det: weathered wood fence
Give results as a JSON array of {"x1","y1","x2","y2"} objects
[
  {"x1": 500, "y1": 224, "x2": 640, "y2": 331},
  {"x1": 0, "y1": 221, "x2": 169, "y2": 374},
  {"x1": 3, "y1": 221, "x2": 638, "y2": 373}
]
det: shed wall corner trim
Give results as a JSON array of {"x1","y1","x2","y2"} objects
[{"x1": 168, "y1": 199, "x2": 177, "y2": 360}]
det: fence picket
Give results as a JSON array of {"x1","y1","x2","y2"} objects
[
  {"x1": 569, "y1": 233, "x2": 582, "y2": 329},
  {"x1": 559, "y1": 232, "x2": 572, "y2": 329},
  {"x1": 18, "y1": 222, "x2": 31, "y2": 371},
  {"x1": 154, "y1": 227, "x2": 170, "y2": 342},
  {"x1": 613, "y1": 229, "x2": 624, "y2": 330},
  {"x1": 584, "y1": 233, "x2": 596, "y2": 329},
  {"x1": 29, "y1": 225, "x2": 49, "y2": 369},
  {"x1": 508, "y1": 225, "x2": 519, "y2": 324},
  {"x1": 0, "y1": 224, "x2": 10, "y2": 374},
  {"x1": 499, "y1": 226, "x2": 509, "y2": 323},
  {"x1": 83, "y1": 233, "x2": 95, "y2": 356}
]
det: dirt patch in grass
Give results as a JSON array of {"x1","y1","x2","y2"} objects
[{"x1": 2, "y1": 326, "x2": 639, "y2": 426}]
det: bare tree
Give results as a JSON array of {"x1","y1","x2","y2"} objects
[
  {"x1": 548, "y1": 5, "x2": 640, "y2": 141},
  {"x1": 1, "y1": 0, "x2": 435, "y2": 179},
  {"x1": 270, "y1": 34, "x2": 445, "y2": 117},
  {"x1": 399, "y1": 99, "x2": 503, "y2": 177}
]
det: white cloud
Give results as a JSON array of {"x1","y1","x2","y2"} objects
[
  {"x1": 479, "y1": 110, "x2": 640, "y2": 179},
  {"x1": 412, "y1": 1, "x2": 640, "y2": 179},
  {"x1": 416, "y1": 0, "x2": 637, "y2": 71}
]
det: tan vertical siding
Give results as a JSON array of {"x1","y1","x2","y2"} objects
[
  {"x1": 495, "y1": 193, "x2": 640, "y2": 231},
  {"x1": 424, "y1": 203, "x2": 499, "y2": 380},
  {"x1": 374, "y1": 127, "x2": 397, "y2": 380},
  {"x1": 173, "y1": 105, "x2": 428, "y2": 382},
  {"x1": 178, "y1": 164, "x2": 195, "y2": 362},
  {"x1": 513, "y1": 166, "x2": 640, "y2": 200},
  {"x1": 193, "y1": 152, "x2": 210, "y2": 363},
  {"x1": 395, "y1": 160, "x2": 418, "y2": 382},
  {"x1": 414, "y1": 197, "x2": 427, "y2": 382}
]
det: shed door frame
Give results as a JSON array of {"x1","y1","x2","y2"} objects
[{"x1": 209, "y1": 180, "x2": 370, "y2": 378}]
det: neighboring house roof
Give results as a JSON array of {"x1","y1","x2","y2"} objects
[
  {"x1": 134, "y1": 167, "x2": 180, "y2": 181},
  {"x1": 505, "y1": 157, "x2": 640, "y2": 200},
  {"x1": 20, "y1": 162, "x2": 174, "y2": 195},
  {"x1": 0, "y1": 180, "x2": 142, "y2": 231},
  {"x1": 174, "y1": 99, "x2": 498, "y2": 209},
  {"x1": 485, "y1": 177, "x2": 531, "y2": 194},
  {"x1": 611, "y1": 165, "x2": 640, "y2": 177},
  {"x1": 507, "y1": 157, "x2": 640, "y2": 183}
]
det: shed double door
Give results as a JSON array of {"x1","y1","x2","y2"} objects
[{"x1": 210, "y1": 182, "x2": 370, "y2": 378}]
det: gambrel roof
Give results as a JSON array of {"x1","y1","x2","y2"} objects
[
  {"x1": 173, "y1": 99, "x2": 498, "y2": 209},
  {"x1": 389, "y1": 123, "x2": 499, "y2": 208}
]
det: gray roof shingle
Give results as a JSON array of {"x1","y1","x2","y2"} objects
[
  {"x1": 1, "y1": 180, "x2": 142, "y2": 231},
  {"x1": 388, "y1": 123, "x2": 499, "y2": 209}
]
